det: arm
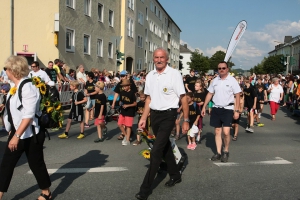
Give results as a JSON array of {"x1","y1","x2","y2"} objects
[
  {"x1": 233, "y1": 93, "x2": 240, "y2": 119},
  {"x1": 180, "y1": 94, "x2": 189, "y2": 134},
  {"x1": 111, "y1": 93, "x2": 119, "y2": 108},
  {"x1": 194, "y1": 115, "x2": 200, "y2": 126},
  {"x1": 75, "y1": 97, "x2": 87, "y2": 105},
  {"x1": 123, "y1": 101, "x2": 137, "y2": 109},
  {"x1": 201, "y1": 92, "x2": 213, "y2": 117},
  {"x1": 185, "y1": 83, "x2": 190, "y2": 92}
]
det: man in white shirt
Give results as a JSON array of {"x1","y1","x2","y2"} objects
[
  {"x1": 76, "y1": 65, "x2": 87, "y2": 84},
  {"x1": 135, "y1": 48, "x2": 189, "y2": 200},
  {"x1": 28, "y1": 61, "x2": 51, "y2": 84},
  {"x1": 201, "y1": 61, "x2": 241, "y2": 163}
]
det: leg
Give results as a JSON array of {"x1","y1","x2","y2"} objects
[
  {"x1": 25, "y1": 132, "x2": 51, "y2": 198},
  {"x1": 65, "y1": 119, "x2": 72, "y2": 132},
  {"x1": 222, "y1": 127, "x2": 231, "y2": 152},
  {"x1": 249, "y1": 111, "x2": 254, "y2": 127},
  {"x1": 96, "y1": 125, "x2": 102, "y2": 138},
  {"x1": 269, "y1": 101, "x2": 276, "y2": 119},
  {"x1": 79, "y1": 121, "x2": 84, "y2": 133},
  {"x1": 215, "y1": 127, "x2": 222, "y2": 154},
  {"x1": 125, "y1": 126, "x2": 131, "y2": 142}
]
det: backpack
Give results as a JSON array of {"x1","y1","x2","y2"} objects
[{"x1": 18, "y1": 78, "x2": 63, "y2": 132}]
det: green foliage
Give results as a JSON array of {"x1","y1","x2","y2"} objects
[
  {"x1": 187, "y1": 49, "x2": 210, "y2": 73},
  {"x1": 209, "y1": 51, "x2": 235, "y2": 70},
  {"x1": 262, "y1": 55, "x2": 285, "y2": 74}
]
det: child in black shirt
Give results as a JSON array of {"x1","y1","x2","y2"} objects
[
  {"x1": 58, "y1": 80, "x2": 87, "y2": 139},
  {"x1": 93, "y1": 81, "x2": 108, "y2": 142},
  {"x1": 194, "y1": 80, "x2": 207, "y2": 143},
  {"x1": 133, "y1": 91, "x2": 147, "y2": 145},
  {"x1": 118, "y1": 79, "x2": 137, "y2": 146},
  {"x1": 254, "y1": 85, "x2": 265, "y2": 127},
  {"x1": 244, "y1": 78, "x2": 257, "y2": 133}
]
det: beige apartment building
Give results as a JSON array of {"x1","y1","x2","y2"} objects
[
  {"x1": 0, "y1": 0, "x2": 180, "y2": 73},
  {"x1": 0, "y1": 0, "x2": 121, "y2": 71}
]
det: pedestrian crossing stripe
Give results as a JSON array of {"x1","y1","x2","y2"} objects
[
  {"x1": 27, "y1": 167, "x2": 128, "y2": 174},
  {"x1": 213, "y1": 157, "x2": 293, "y2": 167}
]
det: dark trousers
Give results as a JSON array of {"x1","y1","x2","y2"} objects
[
  {"x1": 140, "y1": 110, "x2": 180, "y2": 195},
  {"x1": 0, "y1": 130, "x2": 51, "y2": 192}
]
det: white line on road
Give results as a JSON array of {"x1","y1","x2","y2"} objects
[
  {"x1": 27, "y1": 167, "x2": 128, "y2": 174},
  {"x1": 213, "y1": 157, "x2": 293, "y2": 167}
]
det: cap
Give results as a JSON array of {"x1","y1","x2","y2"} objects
[
  {"x1": 1, "y1": 84, "x2": 10, "y2": 92},
  {"x1": 120, "y1": 79, "x2": 131, "y2": 86},
  {"x1": 120, "y1": 70, "x2": 127, "y2": 75}
]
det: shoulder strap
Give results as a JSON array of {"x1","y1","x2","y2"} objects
[{"x1": 17, "y1": 79, "x2": 33, "y2": 110}]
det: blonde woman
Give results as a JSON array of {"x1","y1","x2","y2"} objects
[{"x1": 0, "y1": 56, "x2": 51, "y2": 200}]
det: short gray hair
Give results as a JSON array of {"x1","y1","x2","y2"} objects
[
  {"x1": 4, "y1": 55, "x2": 30, "y2": 79},
  {"x1": 153, "y1": 47, "x2": 169, "y2": 59},
  {"x1": 272, "y1": 77, "x2": 279, "y2": 83}
]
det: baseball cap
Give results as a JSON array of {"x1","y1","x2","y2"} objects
[{"x1": 120, "y1": 70, "x2": 127, "y2": 75}]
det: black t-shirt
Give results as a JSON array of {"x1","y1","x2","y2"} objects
[
  {"x1": 94, "y1": 93, "x2": 107, "y2": 117},
  {"x1": 188, "y1": 102, "x2": 200, "y2": 127},
  {"x1": 244, "y1": 86, "x2": 257, "y2": 108},
  {"x1": 256, "y1": 90, "x2": 264, "y2": 103},
  {"x1": 194, "y1": 89, "x2": 208, "y2": 104},
  {"x1": 120, "y1": 89, "x2": 136, "y2": 117},
  {"x1": 85, "y1": 80, "x2": 96, "y2": 99},
  {"x1": 185, "y1": 76, "x2": 197, "y2": 92},
  {"x1": 114, "y1": 78, "x2": 138, "y2": 94},
  {"x1": 136, "y1": 101, "x2": 145, "y2": 116},
  {"x1": 255, "y1": 83, "x2": 267, "y2": 91},
  {"x1": 71, "y1": 90, "x2": 85, "y2": 115},
  {"x1": 45, "y1": 68, "x2": 57, "y2": 83}
]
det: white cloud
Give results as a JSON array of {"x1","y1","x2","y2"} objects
[{"x1": 205, "y1": 46, "x2": 226, "y2": 57}]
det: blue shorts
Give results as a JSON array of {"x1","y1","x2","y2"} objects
[{"x1": 210, "y1": 107, "x2": 233, "y2": 127}]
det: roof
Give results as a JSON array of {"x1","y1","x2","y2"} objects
[
  {"x1": 180, "y1": 44, "x2": 192, "y2": 53},
  {"x1": 268, "y1": 35, "x2": 300, "y2": 54}
]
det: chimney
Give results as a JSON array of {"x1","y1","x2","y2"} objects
[
  {"x1": 184, "y1": 44, "x2": 187, "y2": 48},
  {"x1": 284, "y1": 36, "x2": 292, "y2": 43}
]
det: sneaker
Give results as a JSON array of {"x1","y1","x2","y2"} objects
[
  {"x1": 257, "y1": 123, "x2": 264, "y2": 127},
  {"x1": 122, "y1": 136, "x2": 127, "y2": 145},
  {"x1": 122, "y1": 140, "x2": 130, "y2": 146},
  {"x1": 211, "y1": 153, "x2": 221, "y2": 161},
  {"x1": 196, "y1": 135, "x2": 201, "y2": 143},
  {"x1": 187, "y1": 144, "x2": 192, "y2": 149},
  {"x1": 58, "y1": 133, "x2": 68, "y2": 139},
  {"x1": 51, "y1": 127, "x2": 59, "y2": 131},
  {"x1": 94, "y1": 138, "x2": 104, "y2": 143},
  {"x1": 258, "y1": 113, "x2": 261, "y2": 118},
  {"x1": 132, "y1": 140, "x2": 141, "y2": 146},
  {"x1": 102, "y1": 127, "x2": 108, "y2": 135},
  {"x1": 190, "y1": 143, "x2": 197, "y2": 150},
  {"x1": 175, "y1": 134, "x2": 180, "y2": 140},
  {"x1": 221, "y1": 152, "x2": 229, "y2": 162},
  {"x1": 84, "y1": 123, "x2": 90, "y2": 128},
  {"x1": 245, "y1": 127, "x2": 249, "y2": 132},
  {"x1": 77, "y1": 133, "x2": 85, "y2": 139},
  {"x1": 247, "y1": 128, "x2": 254, "y2": 133}
]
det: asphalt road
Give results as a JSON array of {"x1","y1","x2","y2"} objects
[{"x1": 0, "y1": 105, "x2": 299, "y2": 200}]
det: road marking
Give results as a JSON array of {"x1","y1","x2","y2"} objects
[
  {"x1": 213, "y1": 157, "x2": 293, "y2": 167},
  {"x1": 27, "y1": 167, "x2": 128, "y2": 174}
]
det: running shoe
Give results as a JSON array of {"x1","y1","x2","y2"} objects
[
  {"x1": 122, "y1": 140, "x2": 130, "y2": 146},
  {"x1": 190, "y1": 143, "x2": 197, "y2": 150},
  {"x1": 211, "y1": 153, "x2": 221, "y2": 161},
  {"x1": 245, "y1": 127, "x2": 249, "y2": 132},
  {"x1": 132, "y1": 140, "x2": 141, "y2": 146},
  {"x1": 94, "y1": 138, "x2": 104, "y2": 143},
  {"x1": 187, "y1": 144, "x2": 192, "y2": 150},
  {"x1": 58, "y1": 133, "x2": 68, "y2": 139},
  {"x1": 247, "y1": 128, "x2": 254, "y2": 133},
  {"x1": 84, "y1": 123, "x2": 90, "y2": 128},
  {"x1": 77, "y1": 133, "x2": 85, "y2": 139},
  {"x1": 257, "y1": 123, "x2": 264, "y2": 127},
  {"x1": 221, "y1": 152, "x2": 229, "y2": 162}
]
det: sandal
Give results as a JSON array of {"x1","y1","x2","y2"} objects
[
  {"x1": 232, "y1": 136, "x2": 238, "y2": 141},
  {"x1": 117, "y1": 134, "x2": 125, "y2": 140},
  {"x1": 37, "y1": 192, "x2": 52, "y2": 200}
]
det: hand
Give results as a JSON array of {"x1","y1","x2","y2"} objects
[
  {"x1": 233, "y1": 112, "x2": 239, "y2": 120},
  {"x1": 201, "y1": 108, "x2": 206, "y2": 117},
  {"x1": 98, "y1": 116, "x2": 102, "y2": 120},
  {"x1": 139, "y1": 119, "x2": 146, "y2": 129},
  {"x1": 181, "y1": 122, "x2": 189, "y2": 134},
  {"x1": 70, "y1": 99, "x2": 72, "y2": 102},
  {"x1": 122, "y1": 105, "x2": 128, "y2": 109},
  {"x1": 177, "y1": 108, "x2": 181, "y2": 113},
  {"x1": 111, "y1": 104, "x2": 115, "y2": 109},
  {"x1": 86, "y1": 93, "x2": 90, "y2": 97},
  {"x1": 8, "y1": 136, "x2": 19, "y2": 152},
  {"x1": 75, "y1": 101, "x2": 78, "y2": 105}
]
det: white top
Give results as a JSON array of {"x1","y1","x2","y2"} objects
[
  {"x1": 4, "y1": 78, "x2": 41, "y2": 139},
  {"x1": 268, "y1": 84, "x2": 283, "y2": 103},
  {"x1": 208, "y1": 74, "x2": 241, "y2": 110},
  {"x1": 144, "y1": 65, "x2": 185, "y2": 110},
  {"x1": 29, "y1": 69, "x2": 51, "y2": 83},
  {"x1": 77, "y1": 72, "x2": 87, "y2": 82}
]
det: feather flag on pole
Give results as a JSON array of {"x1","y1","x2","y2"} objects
[{"x1": 224, "y1": 20, "x2": 247, "y2": 62}]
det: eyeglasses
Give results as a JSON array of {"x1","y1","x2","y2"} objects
[
  {"x1": 31, "y1": 65, "x2": 37, "y2": 68},
  {"x1": 218, "y1": 67, "x2": 227, "y2": 70}
]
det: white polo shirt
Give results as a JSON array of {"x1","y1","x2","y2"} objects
[
  {"x1": 208, "y1": 74, "x2": 241, "y2": 110},
  {"x1": 144, "y1": 65, "x2": 185, "y2": 110}
]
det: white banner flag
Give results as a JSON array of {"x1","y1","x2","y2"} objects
[{"x1": 224, "y1": 20, "x2": 247, "y2": 62}]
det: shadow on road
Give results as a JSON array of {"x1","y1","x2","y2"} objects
[
  {"x1": 12, "y1": 150, "x2": 108, "y2": 200},
  {"x1": 200, "y1": 132, "x2": 217, "y2": 154}
]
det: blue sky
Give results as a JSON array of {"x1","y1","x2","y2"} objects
[{"x1": 159, "y1": 0, "x2": 300, "y2": 70}]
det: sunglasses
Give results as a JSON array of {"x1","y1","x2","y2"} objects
[
  {"x1": 31, "y1": 65, "x2": 37, "y2": 68},
  {"x1": 218, "y1": 67, "x2": 227, "y2": 70}
]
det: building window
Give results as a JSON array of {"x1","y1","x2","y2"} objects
[
  {"x1": 146, "y1": 7, "x2": 148, "y2": 21},
  {"x1": 150, "y1": 1, "x2": 154, "y2": 12},
  {"x1": 98, "y1": 3, "x2": 103, "y2": 22},
  {"x1": 109, "y1": 10, "x2": 114, "y2": 27},
  {"x1": 137, "y1": 59, "x2": 142, "y2": 70},
  {"x1": 138, "y1": 12, "x2": 144, "y2": 25},
  {"x1": 127, "y1": 17, "x2": 134, "y2": 38},
  {"x1": 97, "y1": 39, "x2": 103, "y2": 57},
  {"x1": 66, "y1": 28, "x2": 75, "y2": 52},
  {"x1": 145, "y1": 29, "x2": 148, "y2": 42},
  {"x1": 84, "y1": 0, "x2": 91, "y2": 16},
  {"x1": 128, "y1": 0, "x2": 134, "y2": 10},
  {"x1": 66, "y1": 0, "x2": 75, "y2": 9},
  {"x1": 108, "y1": 42, "x2": 113, "y2": 58},
  {"x1": 137, "y1": 35, "x2": 143, "y2": 48},
  {"x1": 83, "y1": 34, "x2": 90, "y2": 54}
]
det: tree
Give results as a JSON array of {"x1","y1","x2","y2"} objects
[
  {"x1": 262, "y1": 55, "x2": 285, "y2": 74},
  {"x1": 250, "y1": 57, "x2": 267, "y2": 74},
  {"x1": 209, "y1": 50, "x2": 235, "y2": 70},
  {"x1": 187, "y1": 49, "x2": 210, "y2": 73}
]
